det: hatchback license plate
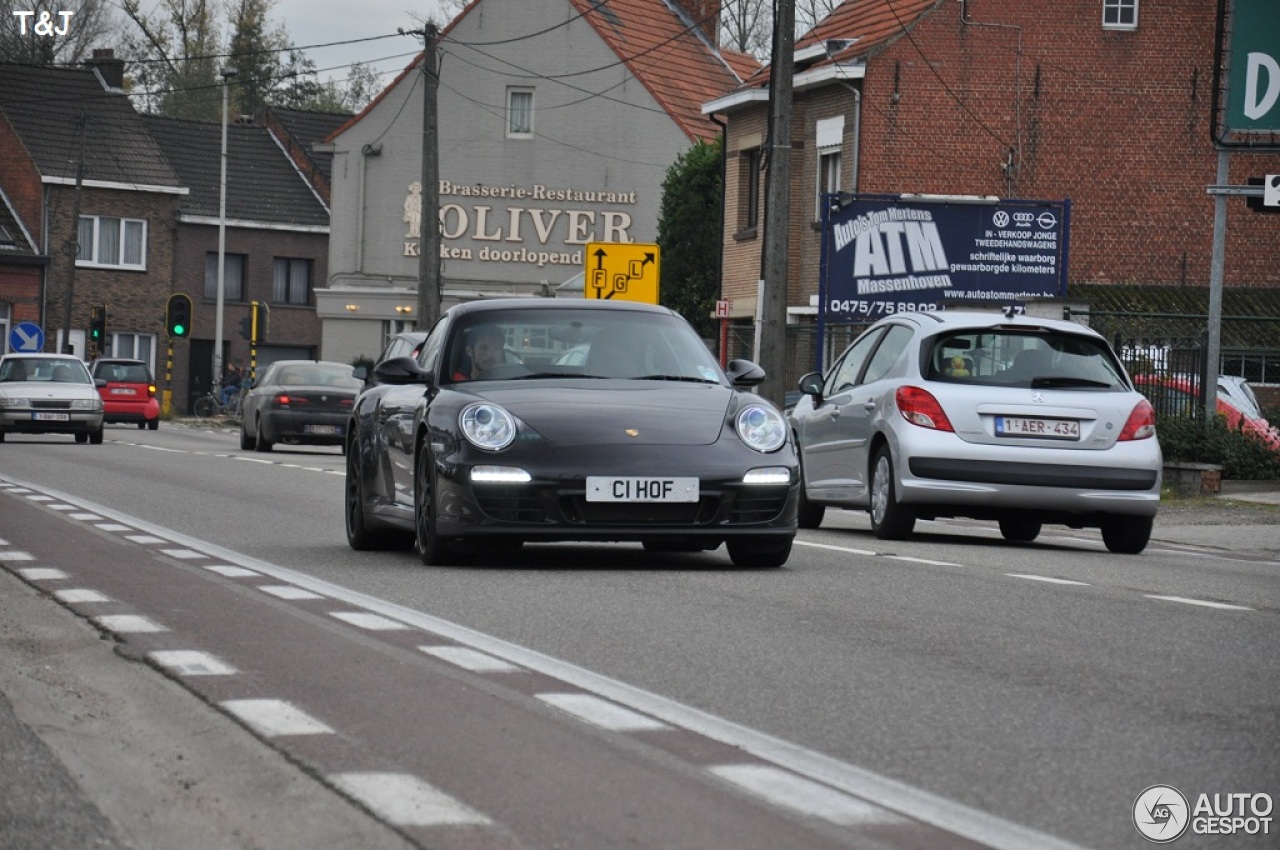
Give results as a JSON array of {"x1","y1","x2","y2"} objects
[
  {"x1": 110, "y1": 387, "x2": 136, "y2": 395},
  {"x1": 996, "y1": 416, "x2": 1079, "y2": 439},
  {"x1": 33, "y1": 412, "x2": 70, "y2": 421},
  {"x1": 586, "y1": 476, "x2": 699, "y2": 503},
  {"x1": 305, "y1": 424, "x2": 341, "y2": 436}
]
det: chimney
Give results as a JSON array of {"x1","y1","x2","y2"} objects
[
  {"x1": 86, "y1": 48, "x2": 125, "y2": 90},
  {"x1": 676, "y1": 0, "x2": 720, "y2": 43}
]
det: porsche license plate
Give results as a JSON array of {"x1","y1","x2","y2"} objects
[
  {"x1": 33, "y1": 412, "x2": 70, "y2": 421},
  {"x1": 586, "y1": 476, "x2": 699, "y2": 502},
  {"x1": 995, "y1": 416, "x2": 1080, "y2": 439}
]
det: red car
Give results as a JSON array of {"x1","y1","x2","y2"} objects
[
  {"x1": 90, "y1": 358, "x2": 161, "y2": 430},
  {"x1": 1134, "y1": 373, "x2": 1279, "y2": 450}
]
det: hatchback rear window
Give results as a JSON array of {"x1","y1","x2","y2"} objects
[{"x1": 926, "y1": 330, "x2": 1127, "y2": 390}]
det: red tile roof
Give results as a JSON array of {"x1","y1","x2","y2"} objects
[
  {"x1": 568, "y1": 0, "x2": 756, "y2": 141},
  {"x1": 329, "y1": 0, "x2": 756, "y2": 144},
  {"x1": 733, "y1": 0, "x2": 941, "y2": 91}
]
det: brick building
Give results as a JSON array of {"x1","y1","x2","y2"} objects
[
  {"x1": 143, "y1": 115, "x2": 333, "y2": 412},
  {"x1": 0, "y1": 55, "x2": 185, "y2": 364},
  {"x1": 704, "y1": 0, "x2": 1280, "y2": 370}
]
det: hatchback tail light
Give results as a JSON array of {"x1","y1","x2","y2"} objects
[
  {"x1": 895, "y1": 386, "x2": 955, "y2": 432},
  {"x1": 147, "y1": 384, "x2": 157, "y2": 397},
  {"x1": 1118, "y1": 399, "x2": 1156, "y2": 441},
  {"x1": 274, "y1": 394, "x2": 308, "y2": 406}
]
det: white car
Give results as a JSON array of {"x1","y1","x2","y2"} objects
[
  {"x1": 0, "y1": 353, "x2": 106, "y2": 444},
  {"x1": 789, "y1": 311, "x2": 1163, "y2": 554}
]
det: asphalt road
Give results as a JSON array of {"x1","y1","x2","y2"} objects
[{"x1": 0, "y1": 423, "x2": 1277, "y2": 849}]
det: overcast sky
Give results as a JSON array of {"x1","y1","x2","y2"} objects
[{"x1": 258, "y1": 0, "x2": 453, "y2": 87}]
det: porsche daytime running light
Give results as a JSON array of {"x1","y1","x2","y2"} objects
[
  {"x1": 460, "y1": 402, "x2": 517, "y2": 450},
  {"x1": 742, "y1": 467, "x2": 791, "y2": 485},
  {"x1": 736, "y1": 405, "x2": 787, "y2": 452},
  {"x1": 471, "y1": 465, "x2": 532, "y2": 483}
]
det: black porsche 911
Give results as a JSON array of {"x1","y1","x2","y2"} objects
[{"x1": 344, "y1": 298, "x2": 798, "y2": 567}]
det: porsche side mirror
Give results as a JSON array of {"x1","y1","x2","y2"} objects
[
  {"x1": 725, "y1": 358, "x2": 766, "y2": 387},
  {"x1": 372, "y1": 356, "x2": 433, "y2": 386}
]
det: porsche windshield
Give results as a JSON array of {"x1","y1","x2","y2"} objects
[{"x1": 446, "y1": 309, "x2": 724, "y2": 383}]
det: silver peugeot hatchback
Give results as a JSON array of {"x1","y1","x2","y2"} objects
[{"x1": 788, "y1": 311, "x2": 1162, "y2": 554}]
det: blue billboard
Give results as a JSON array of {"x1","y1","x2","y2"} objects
[{"x1": 820, "y1": 194, "x2": 1070, "y2": 323}]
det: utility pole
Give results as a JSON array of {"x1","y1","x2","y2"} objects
[
  {"x1": 416, "y1": 23, "x2": 442, "y2": 328},
  {"x1": 59, "y1": 111, "x2": 87, "y2": 354},
  {"x1": 758, "y1": 0, "x2": 795, "y2": 407},
  {"x1": 215, "y1": 67, "x2": 238, "y2": 389}
]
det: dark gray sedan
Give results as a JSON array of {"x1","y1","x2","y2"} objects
[{"x1": 239, "y1": 360, "x2": 362, "y2": 453}]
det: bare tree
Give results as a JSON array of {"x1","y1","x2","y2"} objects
[
  {"x1": 0, "y1": 0, "x2": 116, "y2": 65},
  {"x1": 119, "y1": 0, "x2": 223, "y2": 119}
]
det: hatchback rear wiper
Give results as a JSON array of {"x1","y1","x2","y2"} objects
[{"x1": 1028, "y1": 376, "x2": 1114, "y2": 389}]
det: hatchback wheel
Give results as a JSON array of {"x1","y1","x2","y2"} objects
[
  {"x1": 869, "y1": 445, "x2": 915, "y2": 539},
  {"x1": 147, "y1": 418, "x2": 159, "y2": 431},
  {"x1": 794, "y1": 448, "x2": 825, "y2": 529},
  {"x1": 999, "y1": 517, "x2": 1042, "y2": 542},
  {"x1": 239, "y1": 420, "x2": 255, "y2": 450},
  {"x1": 1101, "y1": 514, "x2": 1153, "y2": 554}
]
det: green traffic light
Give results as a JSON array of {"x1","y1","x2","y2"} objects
[{"x1": 172, "y1": 324, "x2": 185, "y2": 336}]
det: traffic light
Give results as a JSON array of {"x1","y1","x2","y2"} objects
[
  {"x1": 89, "y1": 304, "x2": 106, "y2": 346},
  {"x1": 166, "y1": 293, "x2": 192, "y2": 339},
  {"x1": 254, "y1": 301, "x2": 269, "y2": 341},
  {"x1": 239, "y1": 316, "x2": 253, "y2": 340}
]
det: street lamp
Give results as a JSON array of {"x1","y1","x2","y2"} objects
[{"x1": 215, "y1": 66, "x2": 237, "y2": 390}]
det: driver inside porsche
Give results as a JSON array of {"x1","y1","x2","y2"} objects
[{"x1": 453, "y1": 324, "x2": 506, "y2": 381}]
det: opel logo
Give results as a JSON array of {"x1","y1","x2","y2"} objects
[
  {"x1": 626, "y1": 429, "x2": 639, "y2": 437},
  {"x1": 1031, "y1": 391, "x2": 1045, "y2": 404}
]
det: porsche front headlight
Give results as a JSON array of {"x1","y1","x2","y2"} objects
[
  {"x1": 736, "y1": 404, "x2": 786, "y2": 453},
  {"x1": 459, "y1": 402, "x2": 517, "y2": 450}
]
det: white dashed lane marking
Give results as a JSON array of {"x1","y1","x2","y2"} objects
[
  {"x1": 53, "y1": 588, "x2": 111, "y2": 603},
  {"x1": 0, "y1": 551, "x2": 35, "y2": 562},
  {"x1": 1007, "y1": 573, "x2": 1091, "y2": 586},
  {"x1": 328, "y1": 772, "x2": 491, "y2": 827},
  {"x1": 205, "y1": 565, "x2": 260, "y2": 578},
  {"x1": 710, "y1": 764, "x2": 909, "y2": 827},
  {"x1": 420, "y1": 646, "x2": 522, "y2": 673},
  {"x1": 93, "y1": 614, "x2": 167, "y2": 634},
  {"x1": 1145, "y1": 594, "x2": 1254, "y2": 611},
  {"x1": 537, "y1": 693, "x2": 670, "y2": 732},
  {"x1": 126, "y1": 534, "x2": 167, "y2": 544},
  {"x1": 150, "y1": 650, "x2": 238, "y2": 676},
  {"x1": 330, "y1": 611, "x2": 410, "y2": 631},
  {"x1": 160, "y1": 548, "x2": 206, "y2": 560},
  {"x1": 221, "y1": 699, "x2": 335, "y2": 737},
  {"x1": 260, "y1": 585, "x2": 323, "y2": 600},
  {"x1": 17, "y1": 567, "x2": 68, "y2": 581}
]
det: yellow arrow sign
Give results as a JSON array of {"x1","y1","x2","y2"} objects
[{"x1": 585, "y1": 242, "x2": 660, "y2": 304}]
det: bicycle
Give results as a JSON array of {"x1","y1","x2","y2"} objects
[{"x1": 191, "y1": 385, "x2": 245, "y2": 418}]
